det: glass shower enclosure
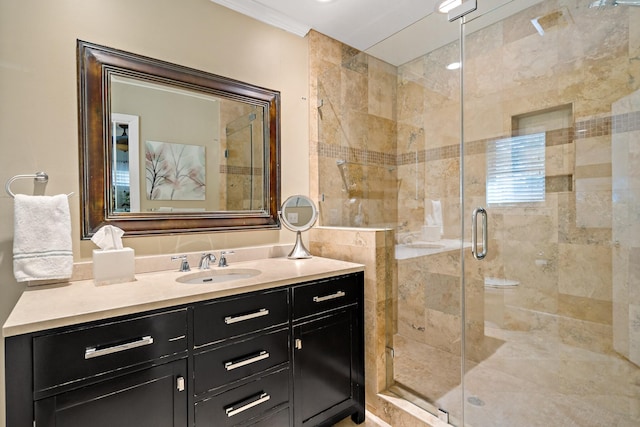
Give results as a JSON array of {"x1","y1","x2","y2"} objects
[{"x1": 316, "y1": 0, "x2": 640, "y2": 425}]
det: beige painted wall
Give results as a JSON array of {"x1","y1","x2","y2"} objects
[{"x1": 0, "y1": 0, "x2": 309, "y2": 423}]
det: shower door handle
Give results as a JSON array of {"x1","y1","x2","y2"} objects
[{"x1": 471, "y1": 207, "x2": 487, "y2": 260}]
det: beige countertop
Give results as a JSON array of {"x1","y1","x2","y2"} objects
[{"x1": 3, "y1": 256, "x2": 364, "y2": 337}]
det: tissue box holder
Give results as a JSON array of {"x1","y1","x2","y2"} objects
[{"x1": 93, "y1": 248, "x2": 135, "y2": 285}]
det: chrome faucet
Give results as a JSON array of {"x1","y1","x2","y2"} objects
[
  {"x1": 171, "y1": 255, "x2": 190, "y2": 272},
  {"x1": 198, "y1": 253, "x2": 216, "y2": 270},
  {"x1": 218, "y1": 250, "x2": 234, "y2": 267}
]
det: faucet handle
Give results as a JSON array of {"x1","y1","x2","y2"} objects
[
  {"x1": 171, "y1": 255, "x2": 191, "y2": 272},
  {"x1": 218, "y1": 250, "x2": 234, "y2": 267}
]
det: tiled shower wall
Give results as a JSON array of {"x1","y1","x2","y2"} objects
[
  {"x1": 308, "y1": 31, "x2": 399, "y2": 229},
  {"x1": 309, "y1": 0, "x2": 640, "y2": 387},
  {"x1": 612, "y1": 90, "x2": 640, "y2": 366}
]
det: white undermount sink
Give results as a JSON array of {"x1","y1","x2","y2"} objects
[{"x1": 176, "y1": 268, "x2": 261, "y2": 284}]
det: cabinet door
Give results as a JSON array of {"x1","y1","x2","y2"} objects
[
  {"x1": 35, "y1": 359, "x2": 187, "y2": 427},
  {"x1": 292, "y1": 310, "x2": 355, "y2": 426}
]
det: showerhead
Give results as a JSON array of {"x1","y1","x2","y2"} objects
[{"x1": 336, "y1": 159, "x2": 353, "y2": 192}]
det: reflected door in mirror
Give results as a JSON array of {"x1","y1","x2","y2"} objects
[{"x1": 111, "y1": 114, "x2": 140, "y2": 213}]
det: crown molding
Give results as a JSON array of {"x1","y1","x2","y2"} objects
[{"x1": 210, "y1": 0, "x2": 311, "y2": 37}]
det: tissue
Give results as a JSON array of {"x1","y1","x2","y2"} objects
[
  {"x1": 91, "y1": 225, "x2": 124, "y2": 250},
  {"x1": 91, "y1": 226, "x2": 135, "y2": 285}
]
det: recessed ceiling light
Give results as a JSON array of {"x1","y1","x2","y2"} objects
[
  {"x1": 436, "y1": 0, "x2": 462, "y2": 13},
  {"x1": 446, "y1": 62, "x2": 461, "y2": 70}
]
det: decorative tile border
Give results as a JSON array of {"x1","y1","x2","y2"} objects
[
  {"x1": 575, "y1": 111, "x2": 640, "y2": 139},
  {"x1": 318, "y1": 142, "x2": 396, "y2": 166},
  {"x1": 318, "y1": 110, "x2": 640, "y2": 166}
]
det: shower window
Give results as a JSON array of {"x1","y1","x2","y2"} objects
[{"x1": 486, "y1": 132, "x2": 545, "y2": 204}]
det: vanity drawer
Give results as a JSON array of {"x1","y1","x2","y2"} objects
[
  {"x1": 194, "y1": 367, "x2": 289, "y2": 427},
  {"x1": 194, "y1": 328, "x2": 289, "y2": 395},
  {"x1": 249, "y1": 407, "x2": 290, "y2": 427},
  {"x1": 193, "y1": 289, "x2": 288, "y2": 347},
  {"x1": 292, "y1": 274, "x2": 361, "y2": 320},
  {"x1": 33, "y1": 309, "x2": 188, "y2": 394}
]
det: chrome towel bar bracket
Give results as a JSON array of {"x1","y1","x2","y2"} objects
[{"x1": 5, "y1": 172, "x2": 73, "y2": 198}]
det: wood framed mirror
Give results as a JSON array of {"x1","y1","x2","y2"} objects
[{"x1": 77, "y1": 40, "x2": 281, "y2": 239}]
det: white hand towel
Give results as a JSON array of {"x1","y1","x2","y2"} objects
[{"x1": 13, "y1": 194, "x2": 73, "y2": 282}]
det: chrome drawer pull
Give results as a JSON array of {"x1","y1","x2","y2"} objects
[
  {"x1": 313, "y1": 290, "x2": 345, "y2": 303},
  {"x1": 84, "y1": 335, "x2": 154, "y2": 359},
  {"x1": 225, "y1": 351, "x2": 270, "y2": 371},
  {"x1": 224, "y1": 308, "x2": 269, "y2": 324},
  {"x1": 225, "y1": 392, "x2": 270, "y2": 417}
]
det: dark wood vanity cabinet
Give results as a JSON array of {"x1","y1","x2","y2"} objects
[
  {"x1": 5, "y1": 272, "x2": 364, "y2": 427},
  {"x1": 292, "y1": 275, "x2": 365, "y2": 427}
]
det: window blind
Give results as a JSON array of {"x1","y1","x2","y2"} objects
[
  {"x1": 114, "y1": 161, "x2": 130, "y2": 186},
  {"x1": 486, "y1": 132, "x2": 545, "y2": 205}
]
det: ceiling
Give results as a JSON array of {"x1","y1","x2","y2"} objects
[{"x1": 210, "y1": 0, "x2": 541, "y2": 66}]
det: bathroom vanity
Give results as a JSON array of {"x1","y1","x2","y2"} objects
[{"x1": 4, "y1": 256, "x2": 365, "y2": 427}]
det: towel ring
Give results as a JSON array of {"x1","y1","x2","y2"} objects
[{"x1": 5, "y1": 172, "x2": 73, "y2": 199}]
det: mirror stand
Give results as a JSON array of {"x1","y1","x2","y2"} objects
[{"x1": 288, "y1": 230, "x2": 312, "y2": 259}]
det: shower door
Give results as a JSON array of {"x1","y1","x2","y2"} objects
[
  {"x1": 225, "y1": 110, "x2": 264, "y2": 211},
  {"x1": 461, "y1": 1, "x2": 640, "y2": 426}
]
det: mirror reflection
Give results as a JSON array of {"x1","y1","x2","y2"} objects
[
  {"x1": 110, "y1": 75, "x2": 265, "y2": 214},
  {"x1": 281, "y1": 195, "x2": 317, "y2": 231}
]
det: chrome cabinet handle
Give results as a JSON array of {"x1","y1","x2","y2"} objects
[
  {"x1": 225, "y1": 392, "x2": 270, "y2": 417},
  {"x1": 313, "y1": 290, "x2": 345, "y2": 303},
  {"x1": 176, "y1": 376, "x2": 185, "y2": 392},
  {"x1": 224, "y1": 308, "x2": 269, "y2": 324},
  {"x1": 471, "y1": 207, "x2": 488, "y2": 260},
  {"x1": 224, "y1": 351, "x2": 270, "y2": 371},
  {"x1": 85, "y1": 335, "x2": 154, "y2": 359}
]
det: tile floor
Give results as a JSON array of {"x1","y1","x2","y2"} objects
[{"x1": 392, "y1": 324, "x2": 640, "y2": 427}]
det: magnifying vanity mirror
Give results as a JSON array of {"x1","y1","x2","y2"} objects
[
  {"x1": 77, "y1": 40, "x2": 280, "y2": 238},
  {"x1": 280, "y1": 195, "x2": 318, "y2": 259}
]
